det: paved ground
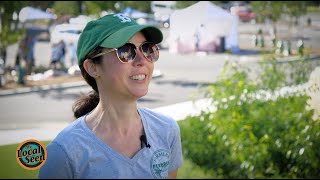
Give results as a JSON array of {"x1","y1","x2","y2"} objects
[
  {"x1": 0, "y1": 97, "x2": 213, "y2": 146},
  {"x1": 1, "y1": 12, "x2": 320, "y2": 146},
  {"x1": 1, "y1": 50, "x2": 319, "y2": 146}
]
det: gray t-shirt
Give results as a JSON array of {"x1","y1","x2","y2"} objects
[{"x1": 38, "y1": 107, "x2": 183, "y2": 179}]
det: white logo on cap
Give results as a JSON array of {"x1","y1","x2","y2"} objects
[{"x1": 113, "y1": 13, "x2": 131, "y2": 23}]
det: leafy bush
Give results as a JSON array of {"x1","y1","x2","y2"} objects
[{"x1": 179, "y1": 59, "x2": 320, "y2": 178}]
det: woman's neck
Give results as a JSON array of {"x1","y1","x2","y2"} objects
[
  {"x1": 85, "y1": 97, "x2": 144, "y2": 158},
  {"x1": 86, "y1": 97, "x2": 141, "y2": 135}
]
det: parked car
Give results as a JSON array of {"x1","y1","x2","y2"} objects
[
  {"x1": 230, "y1": 6, "x2": 255, "y2": 22},
  {"x1": 151, "y1": 1, "x2": 176, "y2": 22},
  {"x1": 151, "y1": 1, "x2": 175, "y2": 28}
]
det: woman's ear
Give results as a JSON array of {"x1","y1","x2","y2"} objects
[{"x1": 83, "y1": 59, "x2": 100, "y2": 78}]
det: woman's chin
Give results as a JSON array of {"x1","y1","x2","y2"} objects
[{"x1": 130, "y1": 89, "x2": 148, "y2": 99}]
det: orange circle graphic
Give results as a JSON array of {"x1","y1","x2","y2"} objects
[{"x1": 16, "y1": 139, "x2": 47, "y2": 170}]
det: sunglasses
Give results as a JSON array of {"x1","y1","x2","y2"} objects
[{"x1": 92, "y1": 42, "x2": 160, "y2": 63}]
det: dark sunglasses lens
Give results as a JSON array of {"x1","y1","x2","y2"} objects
[
  {"x1": 141, "y1": 43, "x2": 159, "y2": 62},
  {"x1": 117, "y1": 44, "x2": 136, "y2": 62}
]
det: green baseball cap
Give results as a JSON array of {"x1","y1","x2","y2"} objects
[{"x1": 76, "y1": 13, "x2": 163, "y2": 65}]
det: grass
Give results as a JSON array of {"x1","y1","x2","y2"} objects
[
  {"x1": 0, "y1": 141, "x2": 50, "y2": 179},
  {"x1": 0, "y1": 141, "x2": 212, "y2": 179}
]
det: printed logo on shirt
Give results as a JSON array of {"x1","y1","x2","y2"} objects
[
  {"x1": 16, "y1": 139, "x2": 47, "y2": 170},
  {"x1": 150, "y1": 149, "x2": 170, "y2": 179}
]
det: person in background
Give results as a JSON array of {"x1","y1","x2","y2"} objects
[
  {"x1": 50, "y1": 40, "x2": 66, "y2": 70},
  {"x1": 15, "y1": 37, "x2": 27, "y2": 84},
  {"x1": 194, "y1": 24, "x2": 205, "y2": 52},
  {"x1": 38, "y1": 13, "x2": 183, "y2": 179},
  {"x1": 24, "y1": 35, "x2": 37, "y2": 75},
  {"x1": 69, "y1": 42, "x2": 77, "y2": 66}
]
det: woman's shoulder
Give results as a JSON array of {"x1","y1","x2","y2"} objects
[
  {"x1": 138, "y1": 107, "x2": 178, "y2": 127},
  {"x1": 138, "y1": 106, "x2": 173, "y2": 119},
  {"x1": 50, "y1": 116, "x2": 87, "y2": 146}
]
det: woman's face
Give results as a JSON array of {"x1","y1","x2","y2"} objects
[{"x1": 96, "y1": 32, "x2": 154, "y2": 100}]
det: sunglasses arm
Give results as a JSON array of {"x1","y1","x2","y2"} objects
[{"x1": 92, "y1": 48, "x2": 117, "y2": 59}]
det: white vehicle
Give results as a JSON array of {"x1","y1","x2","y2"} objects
[
  {"x1": 151, "y1": 1, "x2": 176, "y2": 22},
  {"x1": 50, "y1": 23, "x2": 86, "y2": 45}
]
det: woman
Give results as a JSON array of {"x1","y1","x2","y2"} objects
[{"x1": 38, "y1": 13, "x2": 183, "y2": 179}]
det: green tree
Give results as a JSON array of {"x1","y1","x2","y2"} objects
[
  {"x1": 27, "y1": 1, "x2": 54, "y2": 11},
  {"x1": 282, "y1": 2, "x2": 308, "y2": 48},
  {"x1": 283, "y1": 1, "x2": 307, "y2": 24},
  {"x1": 83, "y1": 1, "x2": 118, "y2": 16},
  {"x1": 0, "y1": 1, "x2": 27, "y2": 63},
  {"x1": 176, "y1": 1, "x2": 198, "y2": 9},
  {"x1": 120, "y1": 1, "x2": 151, "y2": 13},
  {"x1": 52, "y1": 1, "x2": 80, "y2": 17},
  {"x1": 83, "y1": 1, "x2": 152, "y2": 16},
  {"x1": 251, "y1": 1, "x2": 308, "y2": 51},
  {"x1": 251, "y1": 1, "x2": 282, "y2": 47},
  {"x1": 251, "y1": 1, "x2": 283, "y2": 24}
]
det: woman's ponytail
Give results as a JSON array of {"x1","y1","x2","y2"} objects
[
  {"x1": 72, "y1": 90, "x2": 99, "y2": 118},
  {"x1": 72, "y1": 48, "x2": 103, "y2": 118}
]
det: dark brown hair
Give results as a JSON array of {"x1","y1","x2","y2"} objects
[{"x1": 72, "y1": 47, "x2": 104, "y2": 118}]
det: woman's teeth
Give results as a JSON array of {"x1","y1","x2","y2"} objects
[{"x1": 130, "y1": 74, "x2": 146, "y2": 80}]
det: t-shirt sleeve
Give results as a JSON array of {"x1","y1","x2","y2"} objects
[
  {"x1": 169, "y1": 119, "x2": 183, "y2": 172},
  {"x1": 38, "y1": 141, "x2": 74, "y2": 179}
]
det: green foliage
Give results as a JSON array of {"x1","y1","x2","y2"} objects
[
  {"x1": 283, "y1": 1, "x2": 307, "y2": 19},
  {"x1": 251, "y1": 1, "x2": 283, "y2": 23},
  {"x1": 83, "y1": 1, "x2": 118, "y2": 16},
  {"x1": 176, "y1": 1, "x2": 198, "y2": 9},
  {"x1": 180, "y1": 95, "x2": 319, "y2": 178},
  {"x1": 83, "y1": 1, "x2": 152, "y2": 15},
  {"x1": 179, "y1": 59, "x2": 320, "y2": 178},
  {"x1": 52, "y1": 1, "x2": 80, "y2": 16},
  {"x1": 257, "y1": 55, "x2": 316, "y2": 90},
  {"x1": 0, "y1": 1, "x2": 57, "y2": 60},
  {"x1": 251, "y1": 1, "x2": 308, "y2": 24},
  {"x1": 177, "y1": 157, "x2": 215, "y2": 179},
  {"x1": 120, "y1": 1, "x2": 152, "y2": 13},
  {"x1": 26, "y1": 1, "x2": 54, "y2": 10},
  {"x1": 0, "y1": 2, "x2": 27, "y2": 48},
  {"x1": 257, "y1": 58, "x2": 287, "y2": 91}
]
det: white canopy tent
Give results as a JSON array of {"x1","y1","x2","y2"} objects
[
  {"x1": 168, "y1": 1, "x2": 239, "y2": 54},
  {"x1": 121, "y1": 7, "x2": 149, "y2": 19},
  {"x1": 19, "y1": 6, "x2": 56, "y2": 23}
]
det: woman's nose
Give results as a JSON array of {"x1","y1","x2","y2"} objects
[{"x1": 132, "y1": 49, "x2": 148, "y2": 66}]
